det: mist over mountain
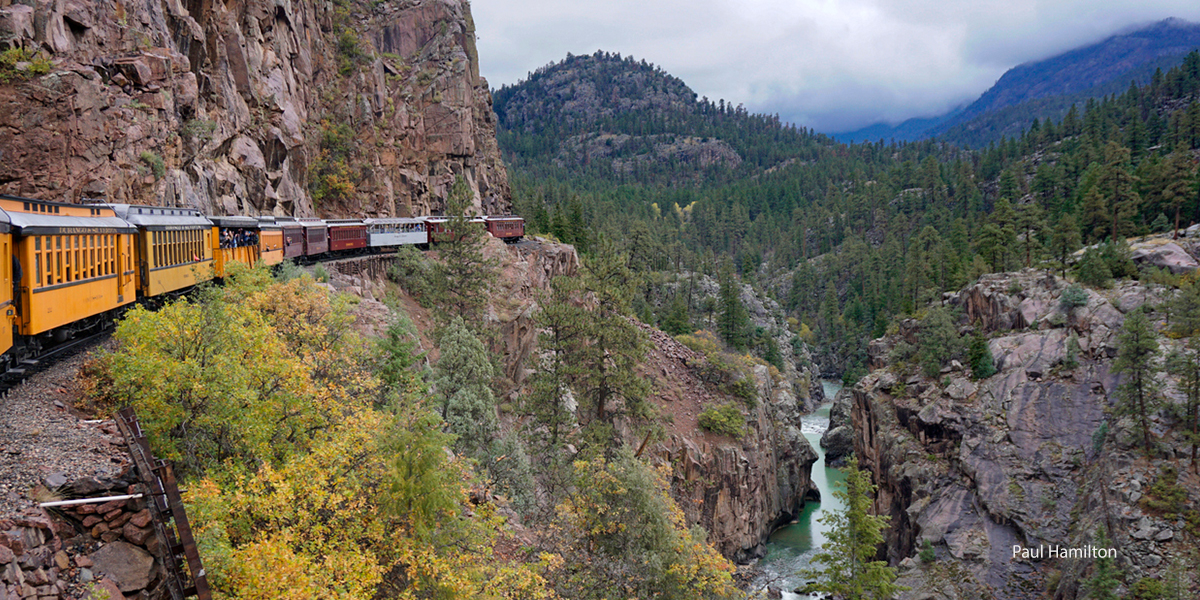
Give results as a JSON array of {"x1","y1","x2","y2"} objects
[{"x1": 837, "y1": 17, "x2": 1200, "y2": 146}]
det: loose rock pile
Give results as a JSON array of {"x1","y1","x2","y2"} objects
[{"x1": 1, "y1": 472, "x2": 166, "y2": 600}]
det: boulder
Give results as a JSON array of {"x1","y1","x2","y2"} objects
[
  {"x1": 820, "y1": 425, "x2": 855, "y2": 467},
  {"x1": 1129, "y1": 240, "x2": 1198, "y2": 274},
  {"x1": 88, "y1": 541, "x2": 154, "y2": 592}
]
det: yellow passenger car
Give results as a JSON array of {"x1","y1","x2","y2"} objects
[
  {"x1": 210, "y1": 216, "x2": 262, "y2": 277},
  {"x1": 106, "y1": 204, "x2": 215, "y2": 297},
  {"x1": 0, "y1": 196, "x2": 137, "y2": 338}
]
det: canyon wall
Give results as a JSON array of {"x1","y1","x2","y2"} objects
[{"x1": 0, "y1": 0, "x2": 509, "y2": 217}]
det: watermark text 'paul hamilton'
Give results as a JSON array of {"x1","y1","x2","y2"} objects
[{"x1": 1013, "y1": 545, "x2": 1116, "y2": 560}]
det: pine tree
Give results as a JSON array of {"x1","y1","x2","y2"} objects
[
  {"x1": 717, "y1": 259, "x2": 749, "y2": 351},
  {"x1": 1049, "y1": 214, "x2": 1082, "y2": 278},
  {"x1": 1098, "y1": 142, "x2": 1141, "y2": 243},
  {"x1": 967, "y1": 333, "x2": 996, "y2": 380},
  {"x1": 1167, "y1": 339, "x2": 1200, "y2": 473},
  {"x1": 1076, "y1": 247, "x2": 1113, "y2": 288},
  {"x1": 434, "y1": 316, "x2": 498, "y2": 458},
  {"x1": 1113, "y1": 310, "x2": 1161, "y2": 456},
  {"x1": 799, "y1": 456, "x2": 905, "y2": 600},
  {"x1": 1162, "y1": 143, "x2": 1198, "y2": 239},
  {"x1": 525, "y1": 276, "x2": 586, "y2": 456},
  {"x1": 1083, "y1": 527, "x2": 1120, "y2": 600},
  {"x1": 574, "y1": 239, "x2": 649, "y2": 428},
  {"x1": 436, "y1": 176, "x2": 497, "y2": 323}
]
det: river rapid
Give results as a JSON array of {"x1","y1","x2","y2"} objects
[{"x1": 754, "y1": 380, "x2": 847, "y2": 599}]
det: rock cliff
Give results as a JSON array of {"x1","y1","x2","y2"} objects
[
  {"x1": 851, "y1": 270, "x2": 1199, "y2": 599},
  {"x1": 0, "y1": 0, "x2": 509, "y2": 217},
  {"x1": 634, "y1": 325, "x2": 819, "y2": 562}
]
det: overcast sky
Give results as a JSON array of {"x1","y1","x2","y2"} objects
[{"x1": 472, "y1": 1, "x2": 1200, "y2": 133}]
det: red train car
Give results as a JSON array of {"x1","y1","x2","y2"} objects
[
  {"x1": 426, "y1": 216, "x2": 486, "y2": 244},
  {"x1": 326, "y1": 219, "x2": 367, "y2": 253},
  {"x1": 484, "y1": 216, "x2": 525, "y2": 243}
]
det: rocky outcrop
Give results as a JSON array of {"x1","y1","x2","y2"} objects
[
  {"x1": 820, "y1": 387, "x2": 854, "y2": 467},
  {"x1": 1128, "y1": 238, "x2": 1199, "y2": 274},
  {"x1": 852, "y1": 273, "x2": 1199, "y2": 599},
  {"x1": 0, "y1": 0, "x2": 509, "y2": 217},
  {"x1": 636, "y1": 328, "x2": 818, "y2": 562}
]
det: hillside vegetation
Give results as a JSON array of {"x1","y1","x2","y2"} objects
[{"x1": 496, "y1": 50, "x2": 1200, "y2": 383}]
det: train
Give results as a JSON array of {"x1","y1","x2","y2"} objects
[{"x1": 0, "y1": 194, "x2": 524, "y2": 375}]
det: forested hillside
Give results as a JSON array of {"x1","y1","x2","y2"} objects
[{"x1": 496, "y1": 50, "x2": 1200, "y2": 382}]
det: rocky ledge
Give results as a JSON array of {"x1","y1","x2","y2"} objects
[{"x1": 852, "y1": 269, "x2": 1198, "y2": 599}]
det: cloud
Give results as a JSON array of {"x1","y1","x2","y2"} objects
[{"x1": 473, "y1": 0, "x2": 1200, "y2": 133}]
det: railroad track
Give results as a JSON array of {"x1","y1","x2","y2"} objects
[{"x1": 0, "y1": 328, "x2": 112, "y2": 397}]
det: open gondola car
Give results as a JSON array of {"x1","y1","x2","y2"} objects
[
  {"x1": 209, "y1": 215, "x2": 262, "y2": 276},
  {"x1": 105, "y1": 204, "x2": 214, "y2": 297},
  {"x1": 1, "y1": 195, "x2": 137, "y2": 353}
]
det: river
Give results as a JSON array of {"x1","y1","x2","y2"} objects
[{"x1": 754, "y1": 380, "x2": 847, "y2": 599}]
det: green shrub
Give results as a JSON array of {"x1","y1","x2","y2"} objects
[
  {"x1": 919, "y1": 539, "x2": 936, "y2": 563},
  {"x1": 1076, "y1": 247, "x2": 1113, "y2": 288},
  {"x1": 698, "y1": 403, "x2": 746, "y2": 438},
  {"x1": 967, "y1": 334, "x2": 996, "y2": 380},
  {"x1": 312, "y1": 264, "x2": 330, "y2": 283},
  {"x1": 1060, "y1": 285, "x2": 1089, "y2": 310},
  {"x1": 1141, "y1": 466, "x2": 1187, "y2": 515},
  {"x1": 1130, "y1": 577, "x2": 1166, "y2": 600},
  {"x1": 0, "y1": 47, "x2": 52, "y2": 83},
  {"x1": 140, "y1": 151, "x2": 166, "y2": 180}
]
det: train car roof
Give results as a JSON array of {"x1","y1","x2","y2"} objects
[
  {"x1": 485, "y1": 215, "x2": 524, "y2": 221},
  {"x1": 255, "y1": 216, "x2": 283, "y2": 230},
  {"x1": 0, "y1": 196, "x2": 134, "y2": 234},
  {"x1": 209, "y1": 216, "x2": 261, "y2": 228},
  {"x1": 325, "y1": 219, "x2": 365, "y2": 226},
  {"x1": 103, "y1": 204, "x2": 213, "y2": 230},
  {"x1": 363, "y1": 217, "x2": 427, "y2": 224},
  {"x1": 298, "y1": 218, "x2": 327, "y2": 229},
  {"x1": 2, "y1": 211, "x2": 136, "y2": 235}
]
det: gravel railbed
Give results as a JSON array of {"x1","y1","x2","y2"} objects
[{"x1": 0, "y1": 346, "x2": 130, "y2": 517}]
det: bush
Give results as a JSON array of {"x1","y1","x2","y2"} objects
[
  {"x1": 388, "y1": 246, "x2": 436, "y2": 305},
  {"x1": 1076, "y1": 247, "x2": 1113, "y2": 288},
  {"x1": 698, "y1": 403, "x2": 746, "y2": 438},
  {"x1": 919, "y1": 539, "x2": 936, "y2": 563},
  {"x1": 0, "y1": 47, "x2": 52, "y2": 83},
  {"x1": 918, "y1": 307, "x2": 962, "y2": 378},
  {"x1": 967, "y1": 334, "x2": 996, "y2": 380},
  {"x1": 1060, "y1": 285, "x2": 1089, "y2": 311},
  {"x1": 312, "y1": 264, "x2": 330, "y2": 283},
  {"x1": 140, "y1": 151, "x2": 166, "y2": 179}
]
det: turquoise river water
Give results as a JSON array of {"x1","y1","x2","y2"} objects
[{"x1": 754, "y1": 380, "x2": 847, "y2": 599}]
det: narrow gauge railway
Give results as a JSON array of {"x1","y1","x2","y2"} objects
[{"x1": 0, "y1": 194, "x2": 524, "y2": 391}]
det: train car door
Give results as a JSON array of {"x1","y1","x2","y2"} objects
[{"x1": 117, "y1": 232, "x2": 133, "y2": 303}]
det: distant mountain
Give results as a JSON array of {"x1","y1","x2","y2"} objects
[
  {"x1": 837, "y1": 18, "x2": 1200, "y2": 146},
  {"x1": 493, "y1": 51, "x2": 830, "y2": 184}
]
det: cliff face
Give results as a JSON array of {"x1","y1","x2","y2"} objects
[
  {"x1": 851, "y1": 270, "x2": 1197, "y2": 599},
  {"x1": 476, "y1": 240, "x2": 819, "y2": 563},
  {"x1": 0, "y1": 0, "x2": 508, "y2": 217},
  {"x1": 635, "y1": 325, "x2": 818, "y2": 563}
]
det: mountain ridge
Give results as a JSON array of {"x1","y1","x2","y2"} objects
[{"x1": 837, "y1": 17, "x2": 1200, "y2": 146}]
